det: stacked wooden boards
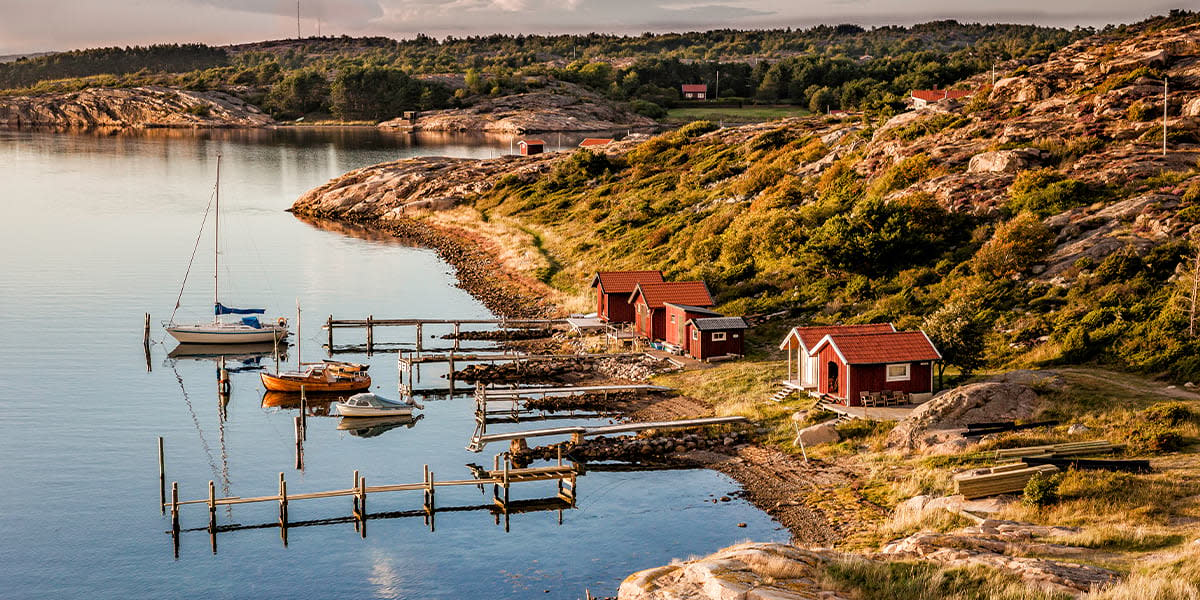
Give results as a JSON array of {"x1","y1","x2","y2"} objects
[
  {"x1": 954, "y1": 463, "x2": 1060, "y2": 499},
  {"x1": 993, "y1": 440, "x2": 1121, "y2": 459}
]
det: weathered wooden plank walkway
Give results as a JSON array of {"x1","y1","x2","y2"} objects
[
  {"x1": 473, "y1": 383, "x2": 674, "y2": 435},
  {"x1": 165, "y1": 453, "x2": 579, "y2": 554},
  {"x1": 322, "y1": 314, "x2": 564, "y2": 353},
  {"x1": 466, "y1": 415, "x2": 749, "y2": 452}
]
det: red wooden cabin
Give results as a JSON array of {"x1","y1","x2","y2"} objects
[
  {"x1": 590, "y1": 271, "x2": 664, "y2": 323},
  {"x1": 663, "y1": 302, "x2": 721, "y2": 349},
  {"x1": 518, "y1": 139, "x2": 545, "y2": 155},
  {"x1": 685, "y1": 316, "x2": 748, "y2": 361},
  {"x1": 811, "y1": 330, "x2": 941, "y2": 406},
  {"x1": 629, "y1": 281, "x2": 714, "y2": 341},
  {"x1": 778, "y1": 323, "x2": 896, "y2": 390}
]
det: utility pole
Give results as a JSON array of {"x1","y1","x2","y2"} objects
[
  {"x1": 715, "y1": 68, "x2": 720, "y2": 100},
  {"x1": 1163, "y1": 76, "x2": 1169, "y2": 157},
  {"x1": 296, "y1": 1, "x2": 301, "y2": 39}
]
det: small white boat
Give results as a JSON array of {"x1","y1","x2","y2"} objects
[{"x1": 335, "y1": 393, "x2": 422, "y2": 417}]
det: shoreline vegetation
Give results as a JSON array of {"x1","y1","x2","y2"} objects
[{"x1": 285, "y1": 13, "x2": 1200, "y2": 598}]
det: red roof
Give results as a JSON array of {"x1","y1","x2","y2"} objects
[
  {"x1": 520, "y1": 139, "x2": 546, "y2": 145},
  {"x1": 781, "y1": 323, "x2": 895, "y2": 351},
  {"x1": 629, "y1": 281, "x2": 714, "y2": 309},
  {"x1": 579, "y1": 138, "x2": 613, "y2": 147},
  {"x1": 590, "y1": 271, "x2": 664, "y2": 293},
  {"x1": 813, "y1": 331, "x2": 941, "y2": 365},
  {"x1": 681, "y1": 84, "x2": 707, "y2": 93},
  {"x1": 911, "y1": 89, "x2": 973, "y2": 103}
]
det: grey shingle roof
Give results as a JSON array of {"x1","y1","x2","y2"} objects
[{"x1": 690, "y1": 317, "x2": 749, "y2": 331}]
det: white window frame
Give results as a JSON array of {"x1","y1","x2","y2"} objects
[
  {"x1": 670, "y1": 314, "x2": 676, "y2": 324},
  {"x1": 691, "y1": 329, "x2": 698, "y2": 340},
  {"x1": 712, "y1": 332, "x2": 727, "y2": 342},
  {"x1": 885, "y1": 363, "x2": 911, "y2": 382}
]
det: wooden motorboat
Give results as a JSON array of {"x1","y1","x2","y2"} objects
[
  {"x1": 334, "y1": 392, "x2": 420, "y2": 417},
  {"x1": 260, "y1": 360, "x2": 371, "y2": 392}
]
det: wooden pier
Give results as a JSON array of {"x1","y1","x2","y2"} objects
[
  {"x1": 396, "y1": 351, "x2": 648, "y2": 396},
  {"x1": 323, "y1": 315, "x2": 564, "y2": 354},
  {"x1": 466, "y1": 415, "x2": 750, "y2": 452},
  {"x1": 165, "y1": 452, "x2": 579, "y2": 554},
  {"x1": 473, "y1": 383, "x2": 673, "y2": 436}
]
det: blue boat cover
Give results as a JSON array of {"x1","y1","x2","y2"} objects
[
  {"x1": 240, "y1": 316, "x2": 262, "y2": 328},
  {"x1": 215, "y1": 303, "x2": 266, "y2": 316}
]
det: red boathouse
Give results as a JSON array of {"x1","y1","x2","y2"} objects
[
  {"x1": 811, "y1": 330, "x2": 941, "y2": 406},
  {"x1": 685, "y1": 316, "x2": 748, "y2": 361},
  {"x1": 629, "y1": 281, "x2": 714, "y2": 341},
  {"x1": 663, "y1": 302, "x2": 721, "y2": 350},
  {"x1": 590, "y1": 271, "x2": 664, "y2": 323}
]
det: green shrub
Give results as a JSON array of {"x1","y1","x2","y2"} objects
[
  {"x1": 1129, "y1": 425, "x2": 1184, "y2": 453},
  {"x1": 676, "y1": 120, "x2": 719, "y2": 138},
  {"x1": 630, "y1": 99, "x2": 666, "y2": 118},
  {"x1": 1142, "y1": 402, "x2": 1194, "y2": 426},
  {"x1": 869, "y1": 154, "x2": 932, "y2": 197},
  {"x1": 972, "y1": 212, "x2": 1055, "y2": 279},
  {"x1": 1023, "y1": 471, "x2": 1061, "y2": 507},
  {"x1": 1007, "y1": 168, "x2": 1093, "y2": 216},
  {"x1": 1127, "y1": 100, "x2": 1156, "y2": 121}
]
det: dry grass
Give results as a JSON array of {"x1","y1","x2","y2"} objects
[{"x1": 1045, "y1": 525, "x2": 1186, "y2": 552}]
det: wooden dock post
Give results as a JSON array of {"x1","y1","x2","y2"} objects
[
  {"x1": 143, "y1": 313, "x2": 152, "y2": 372},
  {"x1": 158, "y1": 437, "x2": 166, "y2": 514},
  {"x1": 352, "y1": 470, "x2": 360, "y2": 530},
  {"x1": 366, "y1": 315, "x2": 374, "y2": 355},
  {"x1": 326, "y1": 315, "x2": 334, "y2": 350},
  {"x1": 415, "y1": 323, "x2": 423, "y2": 356},
  {"x1": 170, "y1": 481, "x2": 179, "y2": 533},
  {"x1": 294, "y1": 416, "x2": 304, "y2": 470},
  {"x1": 299, "y1": 386, "x2": 308, "y2": 441},
  {"x1": 207, "y1": 480, "x2": 217, "y2": 554},
  {"x1": 453, "y1": 322, "x2": 460, "y2": 351},
  {"x1": 278, "y1": 472, "x2": 288, "y2": 545},
  {"x1": 357, "y1": 476, "x2": 368, "y2": 538}
]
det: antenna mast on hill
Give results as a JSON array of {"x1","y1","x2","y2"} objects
[{"x1": 297, "y1": 1, "x2": 301, "y2": 39}]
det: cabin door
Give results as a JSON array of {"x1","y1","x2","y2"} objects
[{"x1": 827, "y1": 361, "x2": 840, "y2": 395}]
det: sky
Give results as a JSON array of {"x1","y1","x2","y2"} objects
[{"x1": 0, "y1": 0, "x2": 1188, "y2": 54}]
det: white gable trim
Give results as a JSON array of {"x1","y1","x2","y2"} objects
[
  {"x1": 920, "y1": 330, "x2": 944, "y2": 360},
  {"x1": 810, "y1": 334, "x2": 849, "y2": 365}
]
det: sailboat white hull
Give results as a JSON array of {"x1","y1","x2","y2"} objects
[{"x1": 166, "y1": 323, "x2": 288, "y2": 344}]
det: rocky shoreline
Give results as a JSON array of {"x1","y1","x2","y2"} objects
[{"x1": 0, "y1": 86, "x2": 274, "y2": 129}]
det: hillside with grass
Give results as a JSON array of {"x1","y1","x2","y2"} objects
[{"x1": 294, "y1": 13, "x2": 1200, "y2": 383}]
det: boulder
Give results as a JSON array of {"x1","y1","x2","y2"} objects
[
  {"x1": 887, "y1": 382, "x2": 1040, "y2": 450},
  {"x1": 796, "y1": 421, "x2": 841, "y2": 446},
  {"x1": 967, "y1": 148, "x2": 1046, "y2": 173},
  {"x1": 618, "y1": 542, "x2": 845, "y2": 600},
  {"x1": 0, "y1": 86, "x2": 274, "y2": 129},
  {"x1": 1184, "y1": 97, "x2": 1200, "y2": 118}
]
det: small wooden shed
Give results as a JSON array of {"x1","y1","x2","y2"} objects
[
  {"x1": 685, "y1": 316, "x2": 748, "y2": 361},
  {"x1": 663, "y1": 302, "x2": 721, "y2": 350},
  {"x1": 810, "y1": 330, "x2": 941, "y2": 406},
  {"x1": 629, "y1": 281, "x2": 714, "y2": 342},
  {"x1": 778, "y1": 323, "x2": 896, "y2": 390},
  {"x1": 518, "y1": 139, "x2": 545, "y2": 155},
  {"x1": 590, "y1": 271, "x2": 664, "y2": 323},
  {"x1": 681, "y1": 84, "x2": 708, "y2": 100}
]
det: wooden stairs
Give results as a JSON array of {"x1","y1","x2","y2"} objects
[{"x1": 768, "y1": 383, "x2": 800, "y2": 403}]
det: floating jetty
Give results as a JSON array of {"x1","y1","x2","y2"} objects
[{"x1": 473, "y1": 382, "x2": 672, "y2": 434}]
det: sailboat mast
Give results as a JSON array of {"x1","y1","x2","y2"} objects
[{"x1": 214, "y1": 153, "x2": 221, "y2": 323}]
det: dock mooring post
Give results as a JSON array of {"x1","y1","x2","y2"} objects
[
  {"x1": 366, "y1": 315, "x2": 374, "y2": 355},
  {"x1": 207, "y1": 480, "x2": 217, "y2": 554},
  {"x1": 278, "y1": 472, "x2": 288, "y2": 545},
  {"x1": 158, "y1": 437, "x2": 166, "y2": 514},
  {"x1": 453, "y1": 322, "x2": 460, "y2": 351},
  {"x1": 352, "y1": 470, "x2": 360, "y2": 527},
  {"x1": 143, "y1": 313, "x2": 152, "y2": 371},
  {"x1": 326, "y1": 315, "x2": 333, "y2": 351},
  {"x1": 415, "y1": 323, "x2": 423, "y2": 356},
  {"x1": 170, "y1": 481, "x2": 179, "y2": 533},
  {"x1": 357, "y1": 476, "x2": 368, "y2": 538},
  {"x1": 294, "y1": 416, "x2": 304, "y2": 470}
]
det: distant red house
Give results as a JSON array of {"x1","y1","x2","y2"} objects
[
  {"x1": 811, "y1": 330, "x2": 941, "y2": 406},
  {"x1": 663, "y1": 302, "x2": 721, "y2": 349},
  {"x1": 779, "y1": 323, "x2": 897, "y2": 390},
  {"x1": 578, "y1": 138, "x2": 613, "y2": 148},
  {"x1": 910, "y1": 87, "x2": 973, "y2": 108},
  {"x1": 685, "y1": 316, "x2": 748, "y2": 361},
  {"x1": 590, "y1": 271, "x2": 664, "y2": 323},
  {"x1": 681, "y1": 84, "x2": 708, "y2": 100},
  {"x1": 518, "y1": 139, "x2": 545, "y2": 155},
  {"x1": 629, "y1": 281, "x2": 714, "y2": 341}
]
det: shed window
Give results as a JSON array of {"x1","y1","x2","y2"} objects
[
  {"x1": 712, "y1": 332, "x2": 727, "y2": 341},
  {"x1": 691, "y1": 330, "x2": 698, "y2": 340},
  {"x1": 670, "y1": 315, "x2": 676, "y2": 324},
  {"x1": 885, "y1": 363, "x2": 910, "y2": 382}
]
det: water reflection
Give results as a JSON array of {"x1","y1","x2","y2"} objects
[{"x1": 337, "y1": 414, "x2": 425, "y2": 438}]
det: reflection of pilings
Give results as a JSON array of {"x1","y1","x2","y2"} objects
[
  {"x1": 158, "y1": 437, "x2": 166, "y2": 515},
  {"x1": 144, "y1": 313, "x2": 152, "y2": 373},
  {"x1": 294, "y1": 416, "x2": 304, "y2": 470}
]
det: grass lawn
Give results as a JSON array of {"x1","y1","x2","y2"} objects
[{"x1": 663, "y1": 105, "x2": 812, "y2": 124}]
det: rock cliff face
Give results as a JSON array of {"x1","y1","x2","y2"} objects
[
  {"x1": 378, "y1": 82, "x2": 655, "y2": 133},
  {"x1": 0, "y1": 86, "x2": 274, "y2": 129}
]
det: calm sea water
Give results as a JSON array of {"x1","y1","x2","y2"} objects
[{"x1": 0, "y1": 127, "x2": 784, "y2": 599}]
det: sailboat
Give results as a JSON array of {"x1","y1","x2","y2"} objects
[
  {"x1": 165, "y1": 153, "x2": 288, "y2": 345},
  {"x1": 259, "y1": 301, "x2": 371, "y2": 392}
]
